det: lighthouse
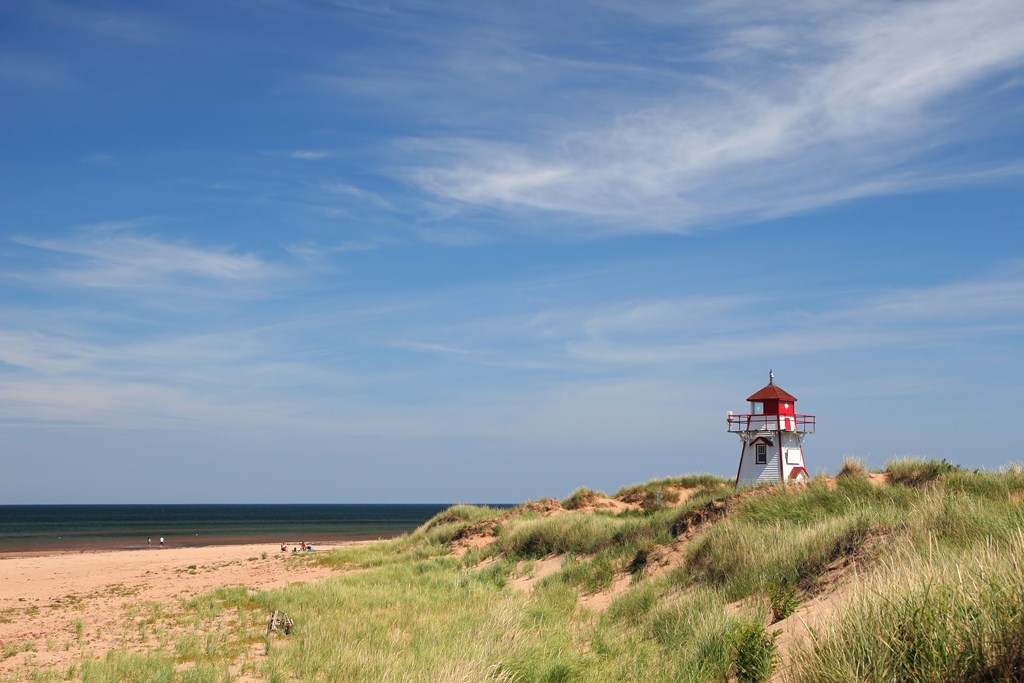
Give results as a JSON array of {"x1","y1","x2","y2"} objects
[{"x1": 728, "y1": 371, "x2": 815, "y2": 488}]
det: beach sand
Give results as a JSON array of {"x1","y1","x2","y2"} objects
[{"x1": 0, "y1": 541, "x2": 363, "y2": 677}]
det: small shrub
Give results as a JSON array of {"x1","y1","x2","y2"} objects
[
  {"x1": 615, "y1": 474, "x2": 730, "y2": 512},
  {"x1": 886, "y1": 457, "x2": 962, "y2": 486},
  {"x1": 562, "y1": 487, "x2": 604, "y2": 510},
  {"x1": 836, "y1": 457, "x2": 868, "y2": 479},
  {"x1": 627, "y1": 547, "x2": 649, "y2": 576},
  {"x1": 616, "y1": 484, "x2": 677, "y2": 511},
  {"x1": 418, "y1": 504, "x2": 503, "y2": 531},
  {"x1": 729, "y1": 622, "x2": 780, "y2": 683},
  {"x1": 766, "y1": 581, "x2": 800, "y2": 622}
]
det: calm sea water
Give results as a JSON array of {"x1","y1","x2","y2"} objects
[{"x1": 0, "y1": 504, "x2": 484, "y2": 553}]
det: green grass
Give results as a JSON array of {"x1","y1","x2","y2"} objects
[
  {"x1": 562, "y1": 487, "x2": 606, "y2": 510},
  {"x1": 614, "y1": 475, "x2": 732, "y2": 511},
  {"x1": 885, "y1": 456, "x2": 963, "y2": 486},
  {"x1": 835, "y1": 456, "x2": 869, "y2": 479},
  {"x1": 36, "y1": 459, "x2": 1024, "y2": 683},
  {"x1": 497, "y1": 512, "x2": 631, "y2": 557},
  {"x1": 789, "y1": 534, "x2": 1024, "y2": 682}
]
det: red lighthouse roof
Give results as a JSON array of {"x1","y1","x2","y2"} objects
[
  {"x1": 745, "y1": 370, "x2": 798, "y2": 403},
  {"x1": 746, "y1": 384, "x2": 797, "y2": 402}
]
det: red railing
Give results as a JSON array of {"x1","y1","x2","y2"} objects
[{"x1": 727, "y1": 413, "x2": 816, "y2": 433}]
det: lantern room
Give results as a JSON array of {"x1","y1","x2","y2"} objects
[{"x1": 747, "y1": 381, "x2": 797, "y2": 417}]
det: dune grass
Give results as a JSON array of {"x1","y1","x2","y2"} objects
[
  {"x1": 885, "y1": 455, "x2": 964, "y2": 486},
  {"x1": 561, "y1": 487, "x2": 606, "y2": 510},
  {"x1": 790, "y1": 533, "x2": 1024, "y2": 682},
  {"x1": 27, "y1": 459, "x2": 1024, "y2": 683},
  {"x1": 614, "y1": 475, "x2": 731, "y2": 511},
  {"x1": 835, "y1": 456, "x2": 869, "y2": 479}
]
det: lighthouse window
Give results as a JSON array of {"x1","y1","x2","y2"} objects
[
  {"x1": 751, "y1": 401, "x2": 764, "y2": 415},
  {"x1": 755, "y1": 444, "x2": 767, "y2": 464}
]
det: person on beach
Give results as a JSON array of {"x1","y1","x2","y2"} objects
[
  {"x1": 159, "y1": 537, "x2": 164, "y2": 548},
  {"x1": 148, "y1": 537, "x2": 152, "y2": 547},
  {"x1": 280, "y1": 542, "x2": 287, "y2": 552}
]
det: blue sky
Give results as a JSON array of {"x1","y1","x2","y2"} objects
[{"x1": 2, "y1": 0, "x2": 1023, "y2": 504}]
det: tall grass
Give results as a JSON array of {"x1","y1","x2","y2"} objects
[
  {"x1": 253, "y1": 558, "x2": 590, "y2": 682},
  {"x1": 614, "y1": 475, "x2": 731, "y2": 511},
  {"x1": 885, "y1": 456, "x2": 962, "y2": 486},
  {"x1": 835, "y1": 456, "x2": 868, "y2": 479},
  {"x1": 54, "y1": 460, "x2": 1024, "y2": 683},
  {"x1": 562, "y1": 487, "x2": 606, "y2": 510},
  {"x1": 497, "y1": 513, "x2": 631, "y2": 557},
  {"x1": 789, "y1": 534, "x2": 1024, "y2": 682},
  {"x1": 687, "y1": 512, "x2": 879, "y2": 598}
]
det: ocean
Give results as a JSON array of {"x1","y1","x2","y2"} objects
[{"x1": 0, "y1": 504, "x2": 486, "y2": 554}]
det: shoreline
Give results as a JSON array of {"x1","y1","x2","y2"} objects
[{"x1": 0, "y1": 530, "x2": 403, "y2": 559}]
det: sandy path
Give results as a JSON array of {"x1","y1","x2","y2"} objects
[{"x1": 0, "y1": 541, "x2": 365, "y2": 677}]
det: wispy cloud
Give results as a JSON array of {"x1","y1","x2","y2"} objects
[
  {"x1": 837, "y1": 276, "x2": 1024, "y2": 324},
  {"x1": 402, "y1": 0, "x2": 1024, "y2": 233},
  {"x1": 566, "y1": 273, "x2": 1024, "y2": 367},
  {"x1": 391, "y1": 340, "x2": 476, "y2": 355},
  {"x1": 12, "y1": 227, "x2": 281, "y2": 293},
  {"x1": 80, "y1": 152, "x2": 115, "y2": 165},
  {"x1": 376, "y1": 267, "x2": 1024, "y2": 373},
  {"x1": 320, "y1": 181, "x2": 396, "y2": 209},
  {"x1": 286, "y1": 239, "x2": 393, "y2": 260},
  {"x1": 289, "y1": 149, "x2": 333, "y2": 160},
  {"x1": 1, "y1": 256, "x2": 1020, "y2": 474},
  {"x1": 34, "y1": 0, "x2": 165, "y2": 44},
  {"x1": 0, "y1": 54, "x2": 68, "y2": 87}
]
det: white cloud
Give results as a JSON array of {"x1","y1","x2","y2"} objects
[
  {"x1": 839, "y1": 276, "x2": 1024, "y2": 323},
  {"x1": 0, "y1": 54, "x2": 68, "y2": 86},
  {"x1": 289, "y1": 149, "x2": 332, "y2": 160},
  {"x1": 286, "y1": 240, "x2": 386, "y2": 259},
  {"x1": 380, "y1": 268, "x2": 1024, "y2": 372},
  {"x1": 1, "y1": 258, "x2": 1020, "y2": 467},
  {"x1": 392, "y1": 340, "x2": 475, "y2": 355},
  {"x1": 407, "y1": 0, "x2": 1024, "y2": 233},
  {"x1": 321, "y1": 181, "x2": 395, "y2": 209},
  {"x1": 13, "y1": 229, "x2": 279, "y2": 292},
  {"x1": 35, "y1": 1, "x2": 164, "y2": 44}
]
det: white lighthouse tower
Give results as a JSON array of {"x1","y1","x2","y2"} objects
[{"x1": 728, "y1": 371, "x2": 815, "y2": 488}]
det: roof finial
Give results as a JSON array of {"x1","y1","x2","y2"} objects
[{"x1": 769, "y1": 369, "x2": 775, "y2": 385}]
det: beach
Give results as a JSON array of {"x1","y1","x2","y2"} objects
[{"x1": 0, "y1": 541, "x2": 358, "y2": 676}]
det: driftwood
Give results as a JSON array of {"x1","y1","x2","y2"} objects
[{"x1": 267, "y1": 609, "x2": 294, "y2": 635}]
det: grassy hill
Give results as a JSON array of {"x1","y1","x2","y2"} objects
[{"x1": 80, "y1": 458, "x2": 1024, "y2": 683}]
